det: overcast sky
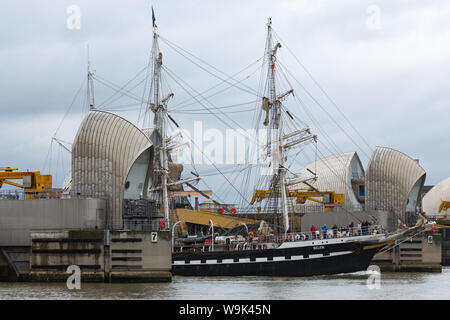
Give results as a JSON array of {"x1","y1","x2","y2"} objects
[{"x1": 1, "y1": 1, "x2": 449, "y2": 203}]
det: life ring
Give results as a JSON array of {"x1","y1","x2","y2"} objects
[
  {"x1": 294, "y1": 234, "x2": 301, "y2": 241},
  {"x1": 230, "y1": 208, "x2": 237, "y2": 214},
  {"x1": 217, "y1": 208, "x2": 224, "y2": 214}
]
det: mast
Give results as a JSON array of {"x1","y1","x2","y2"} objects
[
  {"x1": 151, "y1": 21, "x2": 172, "y2": 228},
  {"x1": 266, "y1": 18, "x2": 289, "y2": 235},
  {"x1": 255, "y1": 19, "x2": 316, "y2": 236}
]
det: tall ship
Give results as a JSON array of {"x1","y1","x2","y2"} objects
[{"x1": 142, "y1": 17, "x2": 426, "y2": 277}]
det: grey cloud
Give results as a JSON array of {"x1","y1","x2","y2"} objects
[{"x1": 0, "y1": 0, "x2": 449, "y2": 199}]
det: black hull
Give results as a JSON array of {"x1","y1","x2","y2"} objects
[{"x1": 172, "y1": 239, "x2": 383, "y2": 277}]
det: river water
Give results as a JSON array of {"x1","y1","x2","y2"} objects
[{"x1": 0, "y1": 268, "x2": 449, "y2": 300}]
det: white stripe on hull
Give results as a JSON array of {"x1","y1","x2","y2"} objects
[{"x1": 173, "y1": 250, "x2": 353, "y2": 266}]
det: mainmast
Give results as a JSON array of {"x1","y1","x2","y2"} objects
[
  {"x1": 257, "y1": 19, "x2": 318, "y2": 236},
  {"x1": 265, "y1": 18, "x2": 289, "y2": 235}
]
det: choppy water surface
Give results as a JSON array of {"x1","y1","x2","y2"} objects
[{"x1": 1, "y1": 268, "x2": 449, "y2": 300}]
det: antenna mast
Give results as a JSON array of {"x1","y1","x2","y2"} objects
[{"x1": 87, "y1": 45, "x2": 95, "y2": 110}]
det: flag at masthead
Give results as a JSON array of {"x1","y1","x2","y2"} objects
[{"x1": 152, "y1": 6, "x2": 157, "y2": 28}]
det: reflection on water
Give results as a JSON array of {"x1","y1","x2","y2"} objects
[{"x1": 1, "y1": 268, "x2": 449, "y2": 300}]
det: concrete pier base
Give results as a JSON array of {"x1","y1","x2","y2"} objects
[
  {"x1": 29, "y1": 271, "x2": 105, "y2": 282},
  {"x1": 0, "y1": 249, "x2": 18, "y2": 281},
  {"x1": 109, "y1": 271, "x2": 172, "y2": 283},
  {"x1": 374, "y1": 262, "x2": 442, "y2": 273},
  {"x1": 26, "y1": 229, "x2": 172, "y2": 283},
  {"x1": 28, "y1": 270, "x2": 172, "y2": 283},
  {"x1": 372, "y1": 232, "x2": 442, "y2": 273}
]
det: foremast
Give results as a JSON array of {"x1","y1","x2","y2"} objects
[
  {"x1": 148, "y1": 15, "x2": 201, "y2": 229},
  {"x1": 150, "y1": 27, "x2": 172, "y2": 228}
]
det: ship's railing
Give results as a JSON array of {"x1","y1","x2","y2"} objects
[
  {"x1": 173, "y1": 225, "x2": 386, "y2": 253},
  {"x1": 259, "y1": 224, "x2": 385, "y2": 244}
]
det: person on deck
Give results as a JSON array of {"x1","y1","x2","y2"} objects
[
  {"x1": 332, "y1": 224, "x2": 338, "y2": 237},
  {"x1": 322, "y1": 224, "x2": 328, "y2": 239},
  {"x1": 362, "y1": 221, "x2": 367, "y2": 235},
  {"x1": 310, "y1": 225, "x2": 316, "y2": 239}
]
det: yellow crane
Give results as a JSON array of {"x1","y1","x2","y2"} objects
[
  {"x1": 250, "y1": 188, "x2": 345, "y2": 212},
  {"x1": 0, "y1": 167, "x2": 53, "y2": 199},
  {"x1": 434, "y1": 200, "x2": 450, "y2": 227},
  {"x1": 439, "y1": 201, "x2": 450, "y2": 214}
]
